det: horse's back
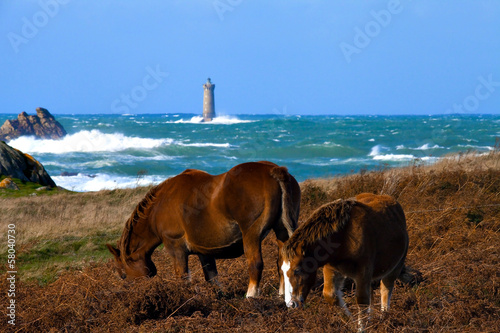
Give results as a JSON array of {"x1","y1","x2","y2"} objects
[
  {"x1": 155, "y1": 161, "x2": 283, "y2": 220},
  {"x1": 152, "y1": 161, "x2": 292, "y2": 253},
  {"x1": 354, "y1": 193, "x2": 406, "y2": 229},
  {"x1": 219, "y1": 162, "x2": 284, "y2": 223},
  {"x1": 355, "y1": 193, "x2": 398, "y2": 211},
  {"x1": 347, "y1": 193, "x2": 408, "y2": 280}
]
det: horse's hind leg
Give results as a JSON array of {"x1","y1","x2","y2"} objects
[
  {"x1": 243, "y1": 234, "x2": 263, "y2": 298},
  {"x1": 380, "y1": 278, "x2": 394, "y2": 312},
  {"x1": 197, "y1": 254, "x2": 219, "y2": 284},
  {"x1": 380, "y1": 260, "x2": 405, "y2": 312}
]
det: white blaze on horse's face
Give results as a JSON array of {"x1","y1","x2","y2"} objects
[{"x1": 281, "y1": 260, "x2": 294, "y2": 307}]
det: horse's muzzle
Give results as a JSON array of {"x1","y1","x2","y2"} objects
[{"x1": 287, "y1": 298, "x2": 303, "y2": 309}]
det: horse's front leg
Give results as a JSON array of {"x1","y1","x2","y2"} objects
[
  {"x1": 243, "y1": 234, "x2": 263, "y2": 298},
  {"x1": 323, "y1": 265, "x2": 352, "y2": 316},
  {"x1": 354, "y1": 276, "x2": 373, "y2": 333},
  {"x1": 166, "y1": 241, "x2": 191, "y2": 281}
]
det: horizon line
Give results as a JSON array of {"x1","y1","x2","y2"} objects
[{"x1": 0, "y1": 112, "x2": 499, "y2": 117}]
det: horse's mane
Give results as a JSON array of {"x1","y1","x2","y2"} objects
[
  {"x1": 119, "y1": 184, "x2": 160, "y2": 256},
  {"x1": 282, "y1": 198, "x2": 356, "y2": 259}
]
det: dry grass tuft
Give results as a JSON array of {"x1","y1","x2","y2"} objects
[
  {"x1": 1, "y1": 151, "x2": 499, "y2": 332},
  {"x1": 0, "y1": 186, "x2": 152, "y2": 243}
]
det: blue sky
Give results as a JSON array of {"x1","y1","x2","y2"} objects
[{"x1": 1, "y1": 0, "x2": 499, "y2": 115}]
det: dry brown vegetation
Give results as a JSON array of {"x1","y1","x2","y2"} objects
[{"x1": 1, "y1": 152, "x2": 499, "y2": 332}]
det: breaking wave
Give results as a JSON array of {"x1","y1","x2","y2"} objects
[
  {"x1": 52, "y1": 173, "x2": 164, "y2": 192},
  {"x1": 8, "y1": 130, "x2": 233, "y2": 154},
  {"x1": 170, "y1": 115, "x2": 255, "y2": 124}
]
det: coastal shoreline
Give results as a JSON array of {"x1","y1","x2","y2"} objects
[{"x1": 2, "y1": 113, "x2": 497, "y2": 191}]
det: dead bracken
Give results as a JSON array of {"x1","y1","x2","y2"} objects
[{"x1": 1, "y1": 151, "x2": 499, "y2": 332}]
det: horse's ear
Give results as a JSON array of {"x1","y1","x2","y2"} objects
[
  {"x1": 276, "y1": 239, "x2": 284, "y2": 248},
  {"x1": 106, "y1": 244, "x2": 120, "y2": 258}
]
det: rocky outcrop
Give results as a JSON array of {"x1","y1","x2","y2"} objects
[
  {"x1": 0, "y1": 107, "x2": 67, "y2": 141},
  {"x1": 0, "y1": 141, "x2": 56, "y2": 187},
  {"x1": 0, "y1": 178, "x2": 20, "y2": 190}
]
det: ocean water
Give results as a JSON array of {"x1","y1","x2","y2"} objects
[{"x1": 1, "y1": 113, "x2": 498, "y2": 192}]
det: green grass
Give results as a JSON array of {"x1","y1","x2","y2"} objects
[
  {"x1": 1, "y1": 232, "x2": 121, "y2": 285},
  {"x1": 0, "y1": 176, "x2": 68, "y2": 197}
]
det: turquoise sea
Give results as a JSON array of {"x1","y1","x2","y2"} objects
[{"x1": 2, "y1": 113, "x2": 498, "y2": 191}]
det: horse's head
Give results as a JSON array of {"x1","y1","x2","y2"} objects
[
  {"x1": 106, "y1": 244, "x2": 157, "y2": 280},
  {"x1": 281, "y1": 244, "x2": 318, "y2": 309}
]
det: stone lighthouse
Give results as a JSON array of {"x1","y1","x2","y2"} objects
[{"x1": 202, "y1": 78, "x2": 216, "y2": 122}]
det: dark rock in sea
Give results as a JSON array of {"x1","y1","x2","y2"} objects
[
  {"x1": 0, "y1": 141, "x2": 56, "y2": 187},
  {"x1": 60, "y1": 171, "x2": 78, "y2": 177},
  {"x1": 0, "y1": 107, "x2": 67, "y2": 141}
]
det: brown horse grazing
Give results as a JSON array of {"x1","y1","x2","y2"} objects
[
  {"x1": 107, "y1": 161, "x2": 301, "y2": 298},
  {"x1": 281, "y1": 193, "x2": 408, "y2": 331}
]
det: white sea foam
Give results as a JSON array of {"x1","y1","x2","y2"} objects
[
  {"x1": 179, "y1": 142, "x2": 232, "y2": 148},
  {"x1": 373, "y1": 154, "x2": 416, "y2": 161},
  {"x1": 332, "y1": 157, "x2": 370, "y2": 164},
  {"x1": 368, "y1": 145, "x2": 390, "y2": 157},
  {"x1": 171, "y1": 115, "x2": 254, "y2": 124},
  {"x1": 7, "y1": 130, "x2": 233, "y2": 154},
  {"x1": 323, "y1": 141, "x2": 343, "y2": 147},
  {"x1": 305, "y1": 142, "x2": 342, "y2": 147},
  {"x1": 421, "y1": 156, "x2": 439, "y2": 162},
  {"x1": 52, "y1": 173, "x2": 164, "y2": 192},
  {"x1": 396, "y1": 143, "x2": 444, "y2": 151},
  {"x1": 414, "y1": 143, "x2": 444, "y2": 150},
  {"x1": 80, "y1": 160, "x2": 117, "y2": 168},
  {"x1": 8, "y1": 130, "x2": 170, "y2": 154},
  {"x1": 143, "y1": 155, "x2": 179, "y2": 161},
  {"x1": 457, "y1": 144, "x2": 494, "y2": 151}
]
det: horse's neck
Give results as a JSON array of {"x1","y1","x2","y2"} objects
[
  {"x1": 124, "y1": 221, "x2": 161, "y2": 258},
  {"x1": 309, "y1": 234, "x2": 341, "y2": 266}
]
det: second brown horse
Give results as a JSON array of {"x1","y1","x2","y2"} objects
[
  {"x1": 281, "y1": 193, "x2": 408, "y2": 331},
  {"x1": 107, "y1": 161, "x2": 301, "y2": 297}
]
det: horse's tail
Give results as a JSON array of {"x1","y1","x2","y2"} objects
[
  {"x1": 270, "y1": 166, "x2": 300, "y2": 238},
  {"x1": 398, "y1": 264, "x2": 424, "y2": 286}
]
